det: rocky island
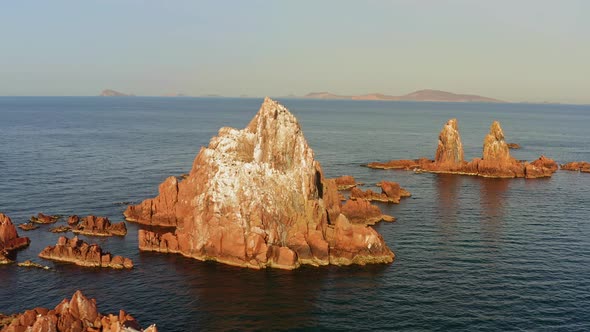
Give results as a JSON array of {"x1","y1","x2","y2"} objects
[
  {"x1": 39, "y1": 236, "x2": 133, "y2": 269},
  {"x1": 99, "y1": 89, "x2": 133, "y2": 97},
  {"x1": 0, "y1": 290, "x2": 157, "y2": 331},
  {"x1": 304, "y1": 89, "x2": 504, "y2": 103},
  {"x1": 125, "y1": 97, "x2": 394, "y2": 269},
  {"x1": 71, "y1": 215, "x2": 127, "y2": 237},
  {"x1": 0, "y1": 213, "x2": 30, "y2": 264},
  {"x1": 368, "y1": 119, "x2": 558, "y2": 179}
]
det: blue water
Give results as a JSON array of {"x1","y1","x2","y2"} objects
[{"x1": 1, "y1": 97, "x2": 589, "y2": 331}]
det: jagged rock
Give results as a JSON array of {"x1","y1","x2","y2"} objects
[
  {"x1": 368, "y1": 119, "x2": 558, "y2": 179},
  {"x1": 29, "y1": 213, "x2": 59, "y2": 224},
  {"x1": 331, "y1": 175, "x2": 361, "y2": 190},
  {"x1": 67, "y1": 215, "x2": 80, "y2": 226},
  {"x1": 129, "y1": 97, "x2": 394, "y2": 269},
  {"x1": 0, "y1": 213, "x2": 30, "y2": 252},
  {"x1": 561, "y1": 161, "x2": 590, "y2": 173},
  {"x1": 341, "y1": 200, "x2": 395, "y2": 225},
  {"x1": 39, "y1": 236, "x2": 133, "y2": 269},
  {"x1": 0, "y1": 290, "x2": 158, "y2": 331},
  {"x1": 18, "y1": 223, "x2": 39, "y2": 231},
  {"x1": 72, "y1": 216, "x2": 127, "y2": 237},
  {"x1": 349, "y1": 181, "x2": 410, "y2": 204}
]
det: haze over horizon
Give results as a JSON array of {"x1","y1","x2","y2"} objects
[{"x1": 1, "y1": 1, "x2": 588, "y2": 103}]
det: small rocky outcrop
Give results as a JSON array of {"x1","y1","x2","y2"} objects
[
  {"x1": 0, "y1": 290, "x2": 157, "y2": 331},
  {"x1": 72, "y1": 216, "x2": 127, "y2": 237},
  {"x1": 67, "y1": 215, "x2": 80, "y2": 226},
  {"x1": 331, "y1": 175, "x2": 361, "y2": 190},
  {"x1": 507, "y1": 143, "x2": 521, "y2": 149},
  {"x1": 17, "y1": 260, "x2": 50, "y2": 270},
  {"x1": 18, "y1": 223, "x2": 39, "y2": 231},
  {"x1": 0, "y1": 213, "x2": 30, "y2": 252},
  {"x1": 561, "y1": 161, "x2": 590, "y2": 173},
  {"x1": 349, "y1": 181, "x2": 411, "y2": 204},
  {"x1": 0, "y1": 250, "x2": 12, "y2": 265},
  {"x1": 368, "y1": 119, "x2": 558, "y2": 179},
  {"x1": 39, "y1": 236, "x2": 133, "y2": 269},
  {"x1": 50, "y1": 225, "x2": 71, "y2": 233},
  {"x1": 341, "y1": 200, "x2": 395, "y2": 225},
  {"x1": 29, "y1": 213, "x2": 59, "y2": 224},
  {"x1": 129, "y1": 97, "x2": 394, "y2": 269}
]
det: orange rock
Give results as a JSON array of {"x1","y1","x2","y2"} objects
[
  {"x1": 72, "y1": 215, "x2": 127, "y2": 237},
  {"x1": 561, "y1": 161, "x2": 590, "y2": 173},
  {"x1": 29, "y1": 213, "x2": 59, "y2": 224},
  {"x1": 331, "y1": 175, "x2": 359, "y2": 190},
  {"x1": 67, "y1": 215, "x2": 80, "y2": 226},
  {"x1": 2, "y1": 290, "x2": 157, "y2": 332},
  {"x1": 132, "y1": 98, "x2": 394, "y2": 269},
  {"x1": 39, "y1": 236, "x2": 133, "y2": 269},
  {"x1": 435, "y1": 118, "x2": 464, "y2": 165},
  {"x1": 0, "y1": 213, "x2": 30, "y2": 253},
  {"x1": 349, "y1": 181, "x2": 410, "y2": 204},
  {"x1": 507, "y1": 142, "x2": 521, "y2": 149},
  {"x1": 341, "y1": 199, "x2": 395, "y2": 225}
]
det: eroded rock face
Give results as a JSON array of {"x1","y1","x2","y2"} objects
[
  {"x1": 39, "y1": 236, "x2": 133, "y2": 269},
  {"x1": 435, "y1": 119, "x2": 464, "y2": 165},
  {"x1": 72, "y1": 216, "x2": 127, "y2": 237},
  {"x1": 369, "y1": 119, "x2": 558, "y2": 179},
  {"x1": 0, "y1": 213, "x2": 30, "y2": 252},
  {"x1": 0, "y1": 290, "x2": 158, "y2": 332},
  {"x1": 561, "y1": 161, "x2": 590, "y2": 173},
  {"x1": 130, "y1": 97, "x2": 394, "y2": 269}
]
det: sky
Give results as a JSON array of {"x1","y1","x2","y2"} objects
[{"x1": 0, "y1": 0, "x2": 588, "y2": 103}]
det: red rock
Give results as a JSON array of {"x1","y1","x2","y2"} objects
[
  {"x1": 561, "y1": 161, "x2": 590, "y2": 173},
  {"x1": 331, "y1": 175, "x2": 360, "y2": 190},
  {"x1": 349, "y1": 181, "x2": 410, "y2": 204},
  {"x1": 0, "y1": 213, "x2": 30, "y2": 253},
  {"x1": 131, "y1": 97, "x2": 394, "y2": 269},
  {"x1": 38, "y1": 236, "x2": 133, "y2": 269},
  {"x1": 2, "y1": 291, "x2": 157, "y2": 332},
  {"x1": 72, "y1": 216, "x2": 127, "y2": 237},
  {"x1": 507, "y1": 142, "x2": 521, "y2": 149},
  {"x1": 368, "y1": 119, "x2": 558, "y2": 179},
  {"x1": 341, "y1": 199, "x2": 395, "y2": 225},
  {"x1": 67, "y1": 215, "x2": 80, "y2": 226}
]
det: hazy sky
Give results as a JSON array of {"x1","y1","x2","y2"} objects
[{"x1": 1, "y1": 1, "x2": 588, "y2": 103}]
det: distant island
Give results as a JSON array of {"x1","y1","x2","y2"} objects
[
  {"x1": 303, "y1": 89, "x2": 505, "y2": 103},
  {"x1": 99, "y1": 89, "x2": 134, "y2": 97}
]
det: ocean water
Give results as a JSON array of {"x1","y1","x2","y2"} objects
[{"x1": 1, "y1": 97, "x2": 589, "y2": 331}]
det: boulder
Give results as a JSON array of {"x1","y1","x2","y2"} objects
[{"x1": 130, "y1": 97, "x2": 394, "y2": 269}]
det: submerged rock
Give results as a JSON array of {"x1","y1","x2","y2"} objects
[
  {"x1": 0, "y1": 290, "x2": 157, "y2": 331},
  {"x1": 0, "y1": 213, "x2": 30, "y2": 252},
  {"x1": 17, "y1": 260, "x2": 50, "y2": 270},
  {"x1": 29, "y1": 213, "x2": 59, "y2": 224},
  {"x1": 72, "y1": 216, "x2": 127, "y2": 237},
  {"x1": 39, "y1": 236, "x2": 133, "y2": 269},
  {"x1": 18, "y1": 222, "x2": 39, "y2": 231},
  {"x1": 561, "y1": 161, "x2": 590, "y2": 173},
  {"x1": 128, "y1": 97, "x2": 394, "y2": 269},
  {"x1": 368, "y1": 119, "x2": 558, "y2": 179}
]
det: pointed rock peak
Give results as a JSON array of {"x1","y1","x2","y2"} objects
[
  {"x1": 435, "y1": 118, "x2": 464, "y2": 164},
  {"x1": 483, "y1": 120, "x2": 511, "y2": 161},
  {"x1": 489, "y1": 121, "x2": 505, "y2": 140}
]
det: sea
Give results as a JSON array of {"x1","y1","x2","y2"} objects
[{"x1": 1, "y1": 97, "x2": 589, "y2": 331}]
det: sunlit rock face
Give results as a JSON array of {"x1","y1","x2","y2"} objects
[
  {"x1": 434, "y1": 118, "x2": 464, "y2": 166},
  {"x1": 127, "y1": 97, "x2": 394, "y2": 269}
]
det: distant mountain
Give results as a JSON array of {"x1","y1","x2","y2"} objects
[
  {"x1": 304, "y1": 89, "x2": 505, "y2": 103},
  {"x1": 100, "y1": 89, "x2": 133, "y2": 97}
]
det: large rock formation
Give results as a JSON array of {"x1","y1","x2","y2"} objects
[
  {"x1": 71, "y1": 216, "x2": 127, "y2": 237},
  {"x1": 561, "y1": 161, "x2": 590, "y2": 173},
  {"x1": 0, "y1": 290, "x2": 157, "y2": 332},
  {"x1": 0, "y1": 213, "x2": 30, "y2": 252},
  {"x1": 128, "y1": 97, "x2": 394, "y2": 269},
  {"x1": 368, "y1": 119, "x2": 558, "y2": 179},
  {"x1": 39, "y1": 236, "x2": 133, "y2": 269}
]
